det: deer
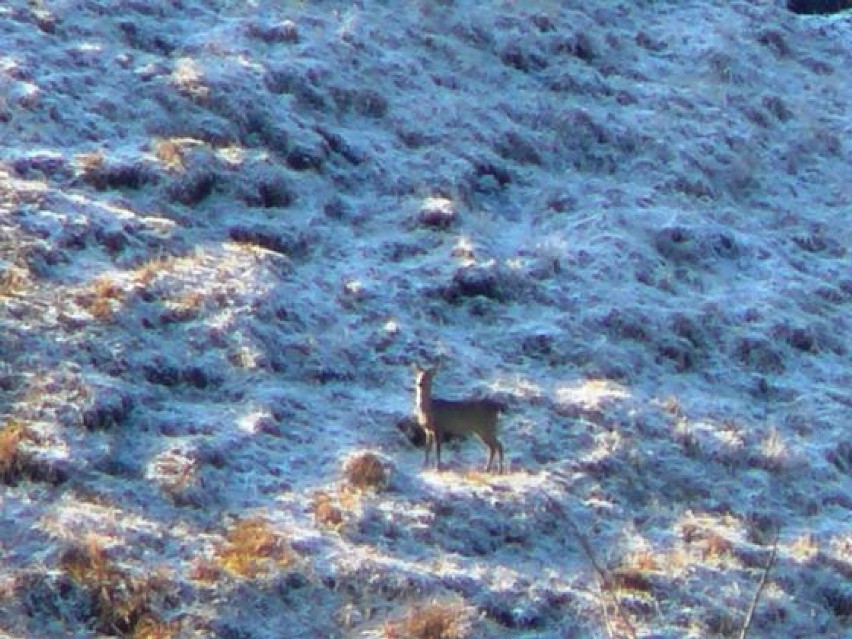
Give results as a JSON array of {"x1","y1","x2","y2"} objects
[{"x1": 413, "y1": 364, "x2": 504, "y2": 473}]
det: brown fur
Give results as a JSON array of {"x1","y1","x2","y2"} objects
[{"x1": 413, "y1": 365, "x2": 504, "y2": 473}]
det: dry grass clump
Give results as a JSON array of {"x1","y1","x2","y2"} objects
[
  {"x1": 344, "y1": 452, "x2": 388, "y2": 491},
  {"x1": 383, "y1": 600, "x2": 473, "y2": 639},
  {"x1": 152, "y1": 138, "x2": 185, "y2": 170},
  {"x1": 215, "y1": 518, "x2": 294, "y2": 579},
  {"x1": 673, "y1": 422, "x2": 700, "y2": 459},
  {"x1": 74, "y1": 152, "x2": 156, "y2": 191},
  {"x1": 0, "y1": 420, "x2": 30, "y2": 484},
  {"x1": 160, "y1": 291, "x2": 204, "y2": 324},
  {"x1": 754, "y1": 427, "x2": 790, "y2": 472},
  {"x1": 59, "y1": 536, "x2": 176, "y2": 636},
  {"x1": 0, "y1": 419, "x2": 62, "y2": 485},
  {"x1": 606, "y1": 557, "x2": 657, "y2": 595},
  {"x1": 131, "y1": 616, "x2": 182, "y2": 639},
  {"x1": 312, "y1": 491, "x2": 344, "y2": 529},
  {"x1": 77, "y1": 275, "x2": 126, "y2": 322},
  {"x1": 74, "y1": 151, "x2": 106, "y2": 177},
  {"x1": 0, "y1": 265, "x2": 30, "y2": 297},
  {"x1": 701, "y1": 532, "x2": 735, "y2": 561},
  {"x1": 188, "y1": 557, "x2": 226, "y2": 585},
  {"x1": 150, "y1": 448, "x2": 201, "y2": 506},
  {"x1": 130, "y1": 254, "x2": 189, "y2": 288}
]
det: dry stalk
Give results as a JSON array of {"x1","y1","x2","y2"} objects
[
  {"x1": 738, "y1": 527, "x2": 780, "y2": 639},
  {"x1": 542, "y1": 491, "x2": 637, "y2": 639}
]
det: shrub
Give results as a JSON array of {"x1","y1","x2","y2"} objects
[{"x1": 344, "y1": 452, "x2": 388, "y2": 491}]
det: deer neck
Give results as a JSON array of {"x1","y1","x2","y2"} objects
[{"x1": 415, "y1": 380, "x2": 433, "y2": 426}]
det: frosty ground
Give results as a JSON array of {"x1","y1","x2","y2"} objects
[{"x1": 0, "y1": 0, "x2": 850, "y2": 637}]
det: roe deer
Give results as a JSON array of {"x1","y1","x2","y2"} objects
[{"x1": 413, "y1": 364, "x2": 504, "y2": 473}]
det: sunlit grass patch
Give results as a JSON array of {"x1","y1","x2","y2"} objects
[{"x1": 215, "y1": 518, "x2": 294, "y2": 579}]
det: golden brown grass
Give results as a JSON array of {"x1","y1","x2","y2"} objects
[
  {"x1": 75, "y1": 151, "x2": 105, "y2": 174},
  {"x1": 624, "y1": 550, "x2": 661, "y2": 574},
  {"x1": 383, "y1": 600, "x2": 472, "y2": 639},
  {"x1": 160, "y1": 291, "x2": 204, "y2": 323},
  {"x1": 77, "y1": 275, "x2": 126, "y2": 322},
  {"x1": 215, "y1": 518, "x2": 293, "y2": 578},
  {"x1": 662, "y1": 395, "x2": 684, "y2": 418},
  {"x1": 74, "y1": 257, "x2": 205, "y2": 323},
  {"x1": 702, "y1": 532, "x2": 734, "y2": 561},
  {"x1": 343, "y1": 452, "x2": 387, "y2": 491},
  {"x1": 152, "y1": 138, "x2": 185, "y2": 170},
  {"x1": 0, "y1": 266, "x2": 30, "y2": 297},
  {"x1": 312, "y1": 491, "x2": 344, "y2": 529},
  {"x1": 189, "y1": 558, "x2": 224, "y2": 584},
  {"x1": 0, "y1": 419, "x2": 60, "y2": 485},
  {"x1": 462, "y1": 469, "x2": 503, "y2": 485},
  {"x1": 606, "y1": 567, "x2": 655, "y2": 594},
  {"x1": 131, "y1": 255, "x2": 182, "y2": 287},
  {"x1": 60, "y1": 536, "x2": 175, "y2": 636},
  {"x1": 132, "y1": 617, "x2": 181, "y2": 639},
  {"x1": 0, "y1": 420, "x2": 30, "y2": 484}
]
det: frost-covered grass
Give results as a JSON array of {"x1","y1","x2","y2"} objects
[{"x1": 1, "y1": 0, "x2": 851, "y2": 637}]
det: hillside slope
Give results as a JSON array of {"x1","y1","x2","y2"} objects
[{"x1": 1, "y1": 1, "x2": 850, "y2": 637}]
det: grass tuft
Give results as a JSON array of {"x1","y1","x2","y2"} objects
[
  {"x1": 383, "y1": 600, "x2": 472, "y2": 639},
  {"x1": 0, "y1": 419, "x2": 63, "y2": 485},
  {"x1": 77, "y1": 276, "x2": 126, "y2": 322},
  {"x1": 0, "y1": 420, "x2": 30, "y2": 484},
  {"x1": 344, "y1": 452, "x2": 388, "y2": 491},
  {"x1": 313, "y1": 491, "x2": 344, "y2": 529},
  {"x1": 59, "y1": 536, "x2": 175, "y2": 636},
  {"x1": 215, "y1": 518, "x2": 293, "y2": 578}
]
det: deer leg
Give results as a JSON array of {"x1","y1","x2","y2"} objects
[
  {"x1": 423, "y1": 431, "x2": 433, "y2": 468},
  {"x1": 435, "y1": 432, "x2": 442, "y2": 471}
]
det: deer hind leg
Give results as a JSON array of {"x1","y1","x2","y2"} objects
[
  {"x1": 483, "y1": 439, "x2": 505, "y2": 474},
  {"x1": 484, "y1": 436, "x2": 504, "y2": 474},
  {"x1": 434, "y1": 431, "x2": 442, "y2": 471},
  {"x1": 485, "y1": 443, "x2": 494, "y2": 473}
]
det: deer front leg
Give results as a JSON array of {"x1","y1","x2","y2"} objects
[{"x1": 423, "y1": 430, "x2": 434, "y2": 468}]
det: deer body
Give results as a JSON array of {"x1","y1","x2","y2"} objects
[{"x1": 414, "y1": 366, "x2": 504, "y2": 473}]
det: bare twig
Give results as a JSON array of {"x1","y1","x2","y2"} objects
[
  {"x1": 738, "y1": 527, "x2": 780, "y2": 639},
  {"x1": 546, "y1": 493, "x2": 637, "y2": 639}
]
